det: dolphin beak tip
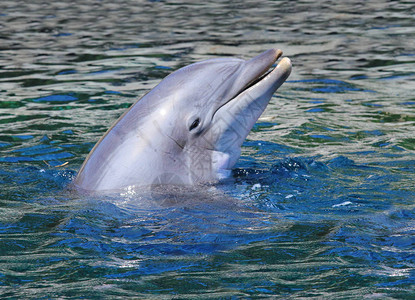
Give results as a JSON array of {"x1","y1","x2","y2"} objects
[
  {"x1": 280, "y1": 56, "x2": 292, "y2": 67},
  {"x1": 269, "y1": 48, "x2": 283, "y2": 61},
  {"x1": 277, "y1": 57, "x2": 292, "y2": 76}
]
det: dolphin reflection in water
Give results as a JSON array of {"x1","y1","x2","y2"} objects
[{"x1": 75, "y1": 49, "x2": 292, "y2": 191}]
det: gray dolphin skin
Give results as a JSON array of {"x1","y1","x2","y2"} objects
[{"x1": 75, "y1": 48, "x2": 292, "y2": 191}]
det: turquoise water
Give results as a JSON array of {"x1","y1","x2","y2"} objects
[{"x1": 1, "y1": 0, "x2": 415, "y2": 298}]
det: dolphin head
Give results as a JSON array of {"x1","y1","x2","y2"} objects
[{"x1": 75, "y1": 49, "x2": 291, "y2": 191}]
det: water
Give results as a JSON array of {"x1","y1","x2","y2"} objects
[{"x1": 1, "y1": 0, "x2": 415, "y2": 298}]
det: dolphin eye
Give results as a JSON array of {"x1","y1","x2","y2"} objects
[{"x1": 189, "y1": 118, "x2": 200, "y2": 131}]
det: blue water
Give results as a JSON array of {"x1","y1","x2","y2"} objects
[{"x1": 1, "y1": 0, "x2": 415, "y2": 298}]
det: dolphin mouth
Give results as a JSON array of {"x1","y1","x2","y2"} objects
[
  {"x1": 213, "y1": 49, "x2": 291, "y2": 118},
  {"x1": 238, "y1": 49, "x2": 284, "y2": 95},
  {"x1": 237, "y1": 50, "x2": 293, "y2": 98}
]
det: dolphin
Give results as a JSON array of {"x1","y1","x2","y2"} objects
[{"x1": 75, "y1": 48, "x2": 292, "y2": 191}]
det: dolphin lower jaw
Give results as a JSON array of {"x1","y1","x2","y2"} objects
[
  {"x1": 201, "y1": 56, "x2": 292, "y2": 181},
  {"x1": 213, "y1": 55, "x2": 292, "y2": 131},
  {"x1": 229, "y1": 56, "x2": 292, "y2": 111}
]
